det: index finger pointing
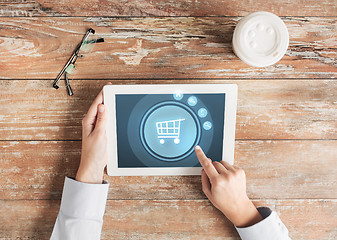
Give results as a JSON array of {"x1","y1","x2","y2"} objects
[{"x1": 195, "y1": 146, "x2": 218, "y2": 180}]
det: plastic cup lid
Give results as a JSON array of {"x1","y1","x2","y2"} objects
[{"x1": 232, "y1": 11, "x2": 289, "y2": 67}]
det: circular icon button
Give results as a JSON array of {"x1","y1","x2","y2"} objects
[
  {"x1": 198, "y1": 108, "x2": 208, "y2": 118},
  {"x1": 141, "y1": 102, "x2": 201, "y2": 161},
  {"x1": 203, "y1": 121, "x2": 212, "y2": 130},
  {"x1": 173, "y1": 93, "x2": 183, "y2": 101},
  {"x1": 187, "y1": 96, "x2": 198, "y2": 106}
]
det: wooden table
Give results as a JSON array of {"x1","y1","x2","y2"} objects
[{"x1": 0, "y1": 1, "x2": 336, "y2": 239}]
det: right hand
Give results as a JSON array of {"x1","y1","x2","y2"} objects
[{"x1": 194, "y1": 146, "x2": 263, "y2": 228}]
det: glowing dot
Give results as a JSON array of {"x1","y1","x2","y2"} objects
[
  {"x1": 173, "y1": 93, "x2": 183, "y2": 100},
  {"x1": 203, "y1": 121, "x2": 212, "y2": 130},
  {"x1": 174, "y1": 138, "x2": 180, "y2": 144},
  {"x1": 198, "y1": 108, "x2": 207, "y2": 118},
  {"x1": 188, "y1": 96, "x2": 198, "y2": 106},
  {"x1": 160, "y1": 139, "x2": 165, "y2": 144}
]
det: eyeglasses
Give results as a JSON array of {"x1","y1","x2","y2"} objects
[{"x1": 53, "y1": 28, "x2": 104, "y2": 96}]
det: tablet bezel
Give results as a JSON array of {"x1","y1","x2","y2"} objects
[{"x1": 103, "y1": 84, "x2": 237, "y2": 176}]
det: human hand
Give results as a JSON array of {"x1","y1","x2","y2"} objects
[
  {"x1": 76, "y1": 83, "x2": 111, "y2": 184},
  {"x1": 195, "y1": 146, "x2": 263, "y2": 228}
]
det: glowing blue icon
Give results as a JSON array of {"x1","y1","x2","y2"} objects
[
  {"x1": 188, "y1": 96, "x2": 198, "y2": 106},
  {"x1": 198, "y1": 108, "x2": 207, "y2": 118},
  {"x1": 203, "y1": 121, "x2": 212, "y2": 130},
  {"x1": 156, "y1": 119, "x2": 185, "y2": 144},
  {"x1": 173, "y1": 93, "x2": 184, "y2": 101}
]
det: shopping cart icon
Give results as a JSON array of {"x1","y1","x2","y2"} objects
[{"x1": 156, "y1": 119, "x2": 185, "y2": 144}]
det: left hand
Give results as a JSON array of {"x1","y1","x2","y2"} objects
[{"x1": 76, "y1": 83, "x2": 111, "y2": 184}]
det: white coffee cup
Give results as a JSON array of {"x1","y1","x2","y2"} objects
[{"x1": 232, "y1": 11, "x2": 289, "y2": 67}]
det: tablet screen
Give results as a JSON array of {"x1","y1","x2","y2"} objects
[{"x1": 115, "y1": 93, "x2": 225, "y2": 168}]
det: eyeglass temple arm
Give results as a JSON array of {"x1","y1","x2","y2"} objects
[
  {"x1": 53, "y1": 28, "x2": 95, "y2": 89},
  {"x1": 53, "y1": 53, "x2": 77, "y2": 89}
]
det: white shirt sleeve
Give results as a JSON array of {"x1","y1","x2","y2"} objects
[
  {"x1": 235, "y1": 207, "x2": 291, "y2": 240},
  {"x1": 50, "y1": 177, "x2": 109, "y2": 240}
]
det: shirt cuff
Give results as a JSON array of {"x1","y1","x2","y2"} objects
[
  {"x1": 60, "y1": 177, "x2": 109, "y2": 221},
  {"x1": 235, "y1": 207, "x2": 289, "y2": 240}
]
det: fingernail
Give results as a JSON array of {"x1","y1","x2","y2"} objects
[
  {"x1": 195, "y1": 145, "x2": 201, "y2": 150},
  {"x1": 98, "y1": 104, "x2": 105, "y2": 112}
]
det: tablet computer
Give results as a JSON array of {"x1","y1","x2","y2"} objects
[{"x1": 103, "y1": 84, "x2": 237, "y2": 176}]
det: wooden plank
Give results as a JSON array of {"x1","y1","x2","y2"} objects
[
  {"x1": 1, "y1": 140, "x2": 336, "y2": 200},
  {"x1": 1, "y1": 80, "x2": 336, "y2": 140},
  {"x1": 0, "y1": 0, "x2": 336, "y2": 17},
  {"x1": 0, "y1": 17, "x2": 336, "y2": 79},
  {"x1": 0, "y1": 199, "x2": 336, "y2": 239}
]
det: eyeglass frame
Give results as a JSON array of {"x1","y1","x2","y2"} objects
[{"x1": 52, "y1": 28, "x2": 96, "y2": 91}]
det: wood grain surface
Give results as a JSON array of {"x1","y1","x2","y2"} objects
[
  {"x1": 1, "y1": 80, "x2": 336, "y2": 141},
  {"x1": 1, "y1": 140, "x2": 336, "y2": 200},
  {"x1": 1, "y1": 0, "x2": 336, "y2": 238},
  {"x1": 0, "y1": 17, "x2": 336, "y2": 79},
  {"x1": 1, "y1": 0, "x2": 337, "y2": 17},
  {"x1": 1, "y1": 199, "x2": 336, "y2": 239}
]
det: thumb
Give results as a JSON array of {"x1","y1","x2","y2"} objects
[{"x1": 94, "y1": 104, "x2": 107, "y2": 133}]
